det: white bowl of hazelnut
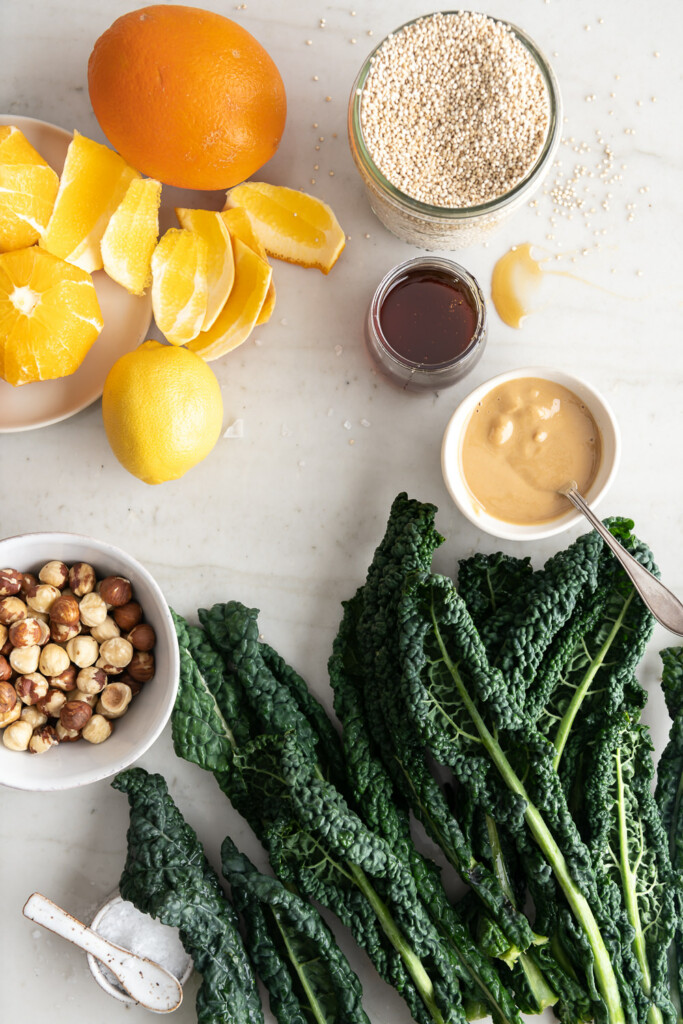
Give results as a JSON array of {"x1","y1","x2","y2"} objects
[{"x1": 0, "y1": 532, "x2": 179, "y2": 791}]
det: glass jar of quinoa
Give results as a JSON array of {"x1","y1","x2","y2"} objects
[{"x1": 348, "y1": 11, "x2": 562, "y2": 249}]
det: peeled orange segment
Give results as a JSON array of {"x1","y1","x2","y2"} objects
[
  {"x1": 188, "y1": 237, "x2": 271, "y2": 361},
  {"x1": 151, "y1": 228, "x2": 209, "y2": 346},
  {"x1": 175, "y1": 208, "x2": 234, "y2": 331},
  {"x1": 224, "y1": 181, "x2": 345, "y2": 274},
  {"x1": 101, "y1": 176, "x2": 161, "y2": 295},
  {"x1": 221, "y1": 205, "x2": 276, "y2": 322},
  {"x1": 0, "y1": 245, "x2": 103, "y2": 387},
  {"x1": 40, "y1": 131, "x2": 140, "y2": 273},
  {"x1": 0, "y1": 126, "x2": 60, "y2": 252},
  {"x1": 255, "y1": 280, "x2": 276, "y2": 326}
]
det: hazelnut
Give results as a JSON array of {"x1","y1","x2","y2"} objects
[
  {"x1": 38, "y1": 643, "x2": 71, "y2": 679},
  {"x1": 65, "y1": 635, "x2": 99, "y2": 668},
  {"x1": 0, "y1": 639, "x2": 11, "y2": 658},
  {"x1": 9, "y1": 617, "x2": 50, "y2": 648},
  {"x1": 3, "y1": 719, "x2": 33, "y2": 751},
  {"x1": 79, "y1": 592, "x2": 107, "y2": 628},
  {"x1": 127, "y1": 623, "x2": 156, "y2": 652},
  {"x1": 82, "y1": 714, "x2": 113, "y2": 744},
  {"x1": 97, "y1": 682, "x2": 132, "y2": 719},
  {"x1": 98, "y1": 575, "x2": 133, "y2": 608},
  {"x1": 38, "y1": 561, "x2": 69, "y2": 589},
  {"x1": 68, "y1": 562, "x2": 96, "y2": 597},
  {"x1": 127, "y1": 650, "x2": 155, "y2": 683},
  {"x1": 48, "y1": 665, "x2": 77, "y2": 692},
  {"x1": 50, "y1": 620, "x2": 81, "y2": 644},
  {"x1": 0, "y1": 702, "x2": 22, "y2": 729},
  {"x1": 118, "y1": 671, "x2": 143, "y2": 697},
  {"x1": 19, "y1": 572, "x2": 38, "y2": 596},
  {"x1": 98, "y1": 637, "x2": 133, "y2": 670},
  {"x1": 90, "y1": 616, "x2": 120, "y2": 644},
  {"x1": 113, "y1": 601, "x2": 142, "y2": 631},
  {"x1": 0, "y1": 680, "x2": 17, "y2": 714},
  {"x1": 0, "y1": 623, "x2": 7, "y2": 648},
  {"x1": 60, "y1": 700, "x2": 92, "y2": 732},
  {"x1": 50, "y1": 593, "x2": 80, "y2": 626},
  {"x1": 0, "y1": 654, "x2": 11, "y2": 682},
  {"x1": 26, "y1": 584, "x2": 60, "y2": 615},
  {"x1": 55, "y1": 721, "x2": 81, "y2": 743},
  {"x1": 36, "y1": 688, "x2": 67, "y2": 718},
  {"x1": 21, "y1": 705, "x2": 48, "y2": 729},
  {"x1": 15, "y1": 672, "x2": 49, "y2": 705},
  {"x1": 9, "y1": 644, "x2": 40, "y2": 675},
  {"x1": 76, "y1": 666, "x2": 107, "y2": 696},
  {"x1": 29, "y1": 725, "x2": 59, "y2": 754},
  {"x1": 70, "y1": 689, "x2": 99, "y2": 708},
  {"x1": 0, "y1": 568, "x2": 23, "y2": 597},
  {"x1": 0, "y1": 595, "x2": 28, "y2": 625}
]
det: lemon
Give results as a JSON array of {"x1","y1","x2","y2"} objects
[{"x1": 102, "y1": 340, "x2": 223, "y2": 484}]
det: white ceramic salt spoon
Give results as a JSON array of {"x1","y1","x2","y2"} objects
[
  {"x1": 23, "y1": 893, "x2": 183, "y2": 1013},
  {"x1": 562, "y1": 484, "x2": 683, "y2": 635}
]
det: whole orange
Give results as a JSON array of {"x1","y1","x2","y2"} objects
[{"x1": 87, "y1": 5, "x2": 287, "y2": 190}]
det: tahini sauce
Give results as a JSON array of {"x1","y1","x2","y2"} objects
[{"x1": 461, "y1": 377, "x2": 602, "y2": 524}]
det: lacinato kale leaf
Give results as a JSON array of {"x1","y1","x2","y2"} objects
[
  {"x1": 222, "y1": 837, "x2": 370, "y2": 1024},
  {"x1": 655, "y1": 646, "x2": 683, "y2": 1016},
  {"x1": 112, "y1": 768, "x2": 264, "y2": 1024}
]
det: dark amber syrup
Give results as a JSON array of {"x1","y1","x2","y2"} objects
[{"x1": 378, "y1": 269, "x2": 478, "y2": 366}]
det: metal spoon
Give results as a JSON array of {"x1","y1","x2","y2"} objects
[
  {"x1": 561, "y1": 484, "x2": 683, "y2": 636},
  {"x1": 23, "y1": 893, "x2": 183, "y2": 1013}
]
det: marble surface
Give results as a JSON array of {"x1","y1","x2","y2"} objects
[{"x1": 1, "y1": 0, "x2": 682, "y2": 1020}]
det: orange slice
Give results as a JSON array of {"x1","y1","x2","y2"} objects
[
  {"x1": 101, "y1": 176, "x2": 161, "y2": 295},
  {"x1": 176, "y1": 207, "x2": 234, "y2": 330},
  {"x1": 40, "y1": 131, "x2": 140, "y2": 272},
  {"x1": 224, "y1": 181, "x2": 345, "y2": 273},
  {"x1": 0, "y1": 246, "x2": 103, "y2": 386},
  {"x1": 221, "y1": 206, "x2": 275, "y2": 324},
  {"x1": 188, "y1": 237, "x2": 271, "y2": 361},
  {"x1": 0, "y1": 126, "x2": 60, "y2": 252},
  {"x1": 151, "y1": 228, "x2": 208, "y2": 345}
]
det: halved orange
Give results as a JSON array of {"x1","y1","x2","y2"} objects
[
  {"x1": 0, "y1": 126, "x2": 60, "y2": 253},
  {"x1": 0, "y1": 245, "x2": 103, "y2": 386},
  {"x1": 40, "y1": 131, "x2": 140, "y2": 272},
  {"x1": 101, "y1": 176, "x2": 161, "y2": 295},
  {"x1": 151, "y1": 228, "x2": 208, "y2": 346},
  {"x1": 223, "y1": 181, "x2": 345, "y2": 273}
]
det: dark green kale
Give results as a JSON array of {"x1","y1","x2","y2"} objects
[
  {"x1": 222, "y1": 837, "x2": 370, "y2": 1024},
  {"x1": 112, "y1": 768, "x2": 263, "y2": 1024},
  {"x1": 655, "y1": 646, "x2": 683, "y2": 1016},
  {"x1": 172, "y1": 604, "x2": 471, "y2": 1024}
]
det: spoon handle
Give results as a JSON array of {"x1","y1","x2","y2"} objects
[
  {"x1": 23, "y1": 893, "x2": 183, "y2": 1013},
  {"x1": 564, "y1": 487, "x2": 683, "y2": 636}
]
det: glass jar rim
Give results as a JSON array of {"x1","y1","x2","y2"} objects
[
  {"x1": 369, "y1": 256, "x2": 487, "y2": 373},
  {"x1": 348, "y1": 11, "x2": 563, "y2": 220}
]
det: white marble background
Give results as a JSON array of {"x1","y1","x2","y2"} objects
[{"x1": 1, "y1": 1, "x2": 682, "y2": 1021}]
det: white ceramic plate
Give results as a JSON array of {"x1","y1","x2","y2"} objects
[{"x1": 0, "y1": 114, "x2": 152, "y2": 432}]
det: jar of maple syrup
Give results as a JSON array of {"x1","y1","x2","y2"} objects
[{"x1": 365, "y1": 257, "x2": 487, "y2": 392}]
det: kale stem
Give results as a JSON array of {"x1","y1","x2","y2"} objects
[
  {"x1": 552, "y1": 593, "x2": 632, "y2": 771},
  {"x1": 433, "y1": 621, "x2": 626, "y2": 1024},
  {"x1": 272, "y1": 911, "x2": 329, "y2": 1024},
  {"x1": 347, "y1": 861, "x2": 447, "y2": 1024},
  {"x1": 614, "y1": 749, "x2": 664, "y2": 1024}
]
